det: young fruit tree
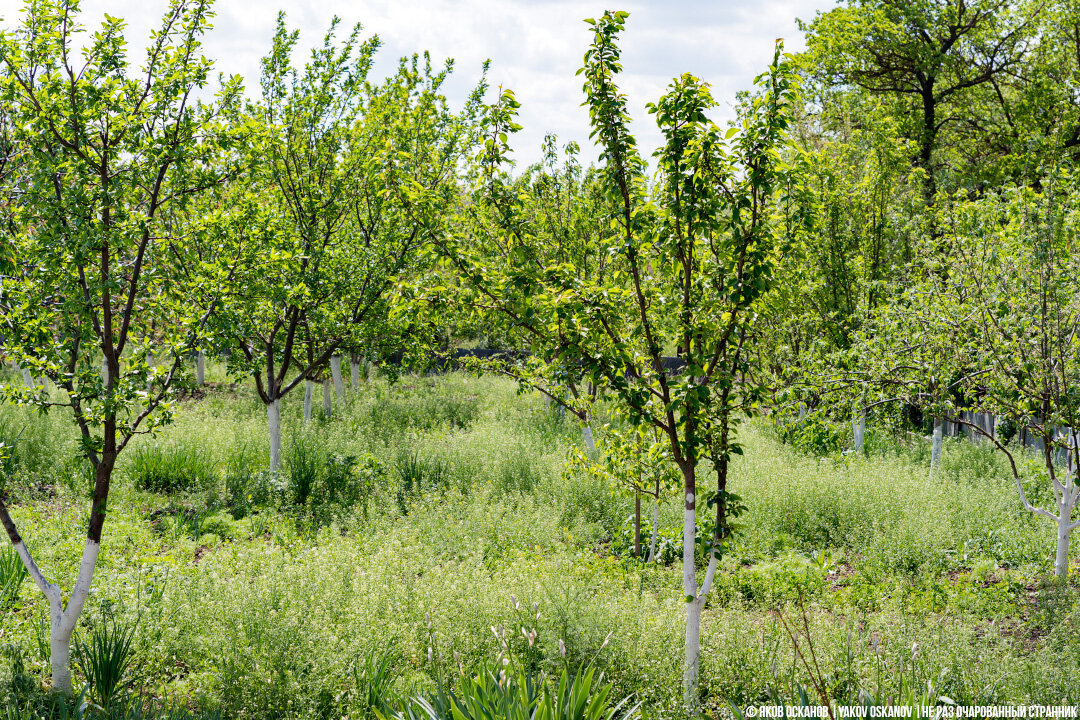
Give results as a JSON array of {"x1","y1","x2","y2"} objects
[
  {"x1": 0, "y1": 0, "x2": 238, "y2": 694},
  {"x1": 871, "y1": 173, "x2": 1080, "y2": 577},
  {"x1": 208, "y1": 16, "x2": 468, "y2": 470},
  {"x1": 434, "y1": 129, "x2": 617, "y2": 455},
  {"x1": 430, "y1": 11, "x2": 798, "y2": 708}
]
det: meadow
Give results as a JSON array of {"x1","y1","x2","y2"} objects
[{"x1": 0, "y1": 367, "x2": 1077, "y2": 719}]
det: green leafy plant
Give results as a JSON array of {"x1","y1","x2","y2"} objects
[
  {"x1": 0, "y1": 544, "x2": 26, "y2": 608},
  {"x1": 285, "y1": 435, "x2": 323, "y2": 507},
  {"x1": 352, "y1": 644, "x2": 398, "y2": 720},
  {"x1": 74, "y1": 619, "x2": 137, "y2": 713},
  {"x1": 130, "y1": 445, "x2": 219, "y2": 495},
  {"x1": 776, "y1": 413, "x2": 845, "y2": 457},
  {"x1": 386, "y1": 663, "x2": 637, "y2": 720}
]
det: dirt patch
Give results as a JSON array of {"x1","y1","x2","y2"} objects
[{"x1": 828, "y1": 562, "x2": 856, "y2": 587}]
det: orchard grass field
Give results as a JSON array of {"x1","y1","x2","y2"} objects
[{"x1": 0, "y1": 367, "x2": 1077, "y2": 718}]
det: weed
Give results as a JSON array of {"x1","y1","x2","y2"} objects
[
  {"x1": 130, "y1": 444, "x2": 217, "y2": 494},
  {"x1": 74, "y1": 618, "x2": 137, "y2": 712},
  {"x1": 0, "y1": 545, "x2": 26, "y2": 608}
]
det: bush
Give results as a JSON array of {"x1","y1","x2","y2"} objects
[
  {"x1": 775, "y1": 413, "x2": 845, "y2": 457},
  {"x1": 281, "y1": 433, "x2": 386, "y2": 524}
]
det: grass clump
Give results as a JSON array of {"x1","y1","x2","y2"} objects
[
  {"x1": 0, "y1": 545, "x2": 27, "y2": 608},
  {"x1": 130, "y1": 444, "x2": 218, "y2": 494},
  {"x1": 75, "y1": 619, "x2": 138, "y2": 713}
]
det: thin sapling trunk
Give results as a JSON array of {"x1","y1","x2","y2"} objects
[
  {"x1": 304, "y1": 379, "x2": 314, "y2": 424},
  {"x1": 331, "y1": 355, "x2": 344, "y2": 398}
]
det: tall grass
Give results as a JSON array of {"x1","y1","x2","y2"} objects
[
  {"x1": 0, "y1": 373, "x2": 1076, "y2": 719},
  {"x1": 129, "y1": 445, "x2": 218, "y2": 494}
]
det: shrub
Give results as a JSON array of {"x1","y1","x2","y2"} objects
[{"x1": 774, "y1": 413, "x2": 845, "y2": 457}]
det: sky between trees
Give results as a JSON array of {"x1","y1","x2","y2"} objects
[{"x1": 0, "y1": 0, "x2": 834, "y2": 167}]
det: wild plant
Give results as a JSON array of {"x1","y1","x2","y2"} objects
[
  {"x1": 0, "y1": 544, "x2": 27, "y2": 608},
  {"x1": 74, "y1": 618, "x2": 137, "y2": 713}
]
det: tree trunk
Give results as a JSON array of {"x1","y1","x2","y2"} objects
[
  {"x1": 8, "y1": 535, "x2": 100, "y2": 696},
  {"x1": 331, "y1": 356, "x2": 345, "y2": 398},
  {"x1": 678, "y1": 459, "x2": 720, "y2": 711},
  {"x1": 268, "y1": 398, "x2": 282, "y2": 472},
  {"x1": 304, "y1": 380, "x2": 313, "y2": 425},
  {"x1": 647, "y1": 498, "x2": 659, "y2": 563},
  {"x1": 931, "y1": 417, "x2": 944, "y2": 472},
  {"x1": 20, "y1": 366, "x2": 33, "y2": 389},
  {"x1": 1055, "y1": 460, "x2": 1076, "y2": 577},
  {"x1": 583, "y1": 424, "x2": 595, "y2": 457},
  {"x1": 196, "y1": 352, "x2": 205, "y2": 385},
  {"x1": 684, "y1": 596, "x2": 703, "y2": 710},
  {"x1": 681, "y1": 480, "x2": 701, "y2": 710},
  {"x1": 351, "y1": 357, "x2": 360, "y2": 389},
  {"x1": 323, "y1": 378, "x2": 332, "y2": 417},
  {"x1": 634, "y1": 492, "x2": 641, "y2": 558},
  {"x1": 101, "y1": 357, "x2": 109, "y2": 386},
  {"x1": 852, "y1": 403, "x2": 865, "y2": 453},
  {"x1": 50, "y1": 621, "x2": 74, "y2": 695},
  {"x1": 1055, "y1": 509, "x2": 1071, "y2": 577}
]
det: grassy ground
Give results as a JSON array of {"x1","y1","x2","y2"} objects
[{"x1": 0, "y1": 368, "x2": 1077, "y2": 718}]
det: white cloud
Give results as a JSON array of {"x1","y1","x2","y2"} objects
[{"x1": 0, "y1": 0, "x2": 836, "y2": 167}]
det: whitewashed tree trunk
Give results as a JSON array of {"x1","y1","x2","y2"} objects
[
  {"x1": 331, "y1": 356, "x2": 345, "y2": 398},
  {"x1": 196, "y1": 352, "x2": 205, "y2": 385},
  {"x1": 645, "y1": 498, "x2": 660, "y2": 563},
  {"x1": 1012, "y1": 428, "x2": 1080, "y2": 578},
  {"x1": 10, "y1": 535, "x2": 99, "y2": 695},
  {"x1": 351, "y1": 357, "x2": 360, "y2": 389},
  {"x1": 1055, "y1": 433, "x2": 1078, "y2": 577},
  {"x1": 323, "y1": 379, "x2": 332, "y2": 417},
  {"x1": 852, "y1": 403, "x2": 865, "y2": 453},
  {"x1": 268, "y1": 398, "x2": 282, "y2": 472},
  {"x1": 681, "y1": 489, "x2": 718, "y2": 711},
  {"x1": 20, "y1": 366, "x2": 33, "y2": 389},
  {"x1": 100, "y1": 357, "x2": 109, "y2": 386},
  {"x1": 1056, "y1": 507, "x2": 1072, "y2": 577},
  {"x1": 930, "y1": 418, "x2": 944, "y2": 472},
  {"x1": 304, "y1": 380, "x2": 314, "y2": 425},
  {"x1": 583, "y1": 424, "x2": 595, "y2": 457}
]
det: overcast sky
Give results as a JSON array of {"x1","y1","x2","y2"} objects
[{"x1": 0, "y1": 0, "x2": 836, "y2": 168}]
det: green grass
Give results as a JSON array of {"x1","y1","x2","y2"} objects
[{"x1": 0, "y1": 371, "x2": 1077, "y2": 718}]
